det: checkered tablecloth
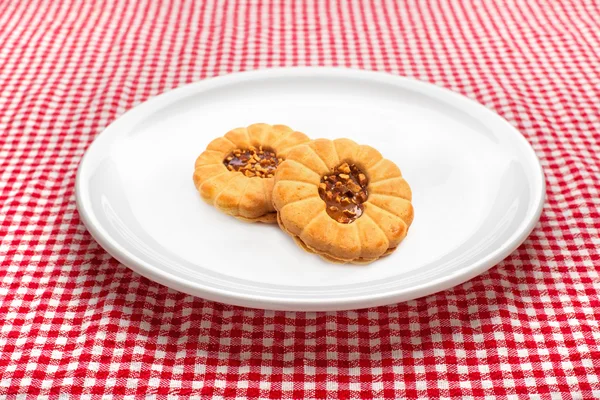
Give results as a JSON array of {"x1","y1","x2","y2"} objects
[{"x1": 1, "y1": 0, "x2": 600, "y2": 398}]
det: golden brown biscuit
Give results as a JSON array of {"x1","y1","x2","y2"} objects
[
  {"x1": 194, "y1": 123, "x2": 310, "y2": 223},
  {"x1": 272, "y1": 138, "x2": 413, "y2": 263}
]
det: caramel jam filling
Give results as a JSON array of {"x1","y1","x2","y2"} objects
[
  {"x1": 223, "y1": 146, "x2": 282, "y2": 178},
  {"x1": 318, "y1": 162, "x2": 369, "y2": 223}
]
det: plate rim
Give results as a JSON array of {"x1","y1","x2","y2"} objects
[{"x1": 75, "y1": 67, "x2": 546, "y2": 311}]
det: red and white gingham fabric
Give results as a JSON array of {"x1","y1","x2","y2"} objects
[{"x1": 1, "y1": 0, "x2": 599, "y2": 398}]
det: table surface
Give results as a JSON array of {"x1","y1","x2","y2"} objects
[{"x1": 1, "y1": 0, "x2": 599, "y2": 398}]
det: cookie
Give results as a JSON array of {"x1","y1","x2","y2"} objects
[
  {"x1": 272, "y1": 138, "x2": 413, "y2": 263},
  {"x1": 194, "y1": 123, "x2": 310, "y2": 222}
]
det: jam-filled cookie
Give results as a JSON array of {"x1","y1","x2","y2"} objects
[
  {"x1": 193, "y1": 123, "x2": 310, "y2": 223},
  {"x1": 272, "y1": 138, "x2": 413, "y2": 263}
]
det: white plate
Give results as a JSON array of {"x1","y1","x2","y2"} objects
[{"x1": 76, "y1": 68, "x2": 545, "y2": 311}]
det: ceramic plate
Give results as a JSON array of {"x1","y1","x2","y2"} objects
[{"x1": 75, "y1": 68, "x2": 545, "y2": 311}]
